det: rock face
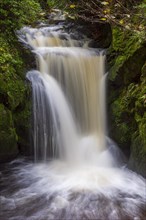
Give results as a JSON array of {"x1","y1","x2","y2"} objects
[
  {"x1": 65, "y1": 20, "x2": 112, "y2": 49},
  {"x1": 108, "y1": 27, "x2": 146, "y2": 177}
]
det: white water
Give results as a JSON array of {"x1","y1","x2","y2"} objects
[
  {"x1": 1, "y1": 25, "x2": 145, "y2": 220},
  {"x1": 0, "y1": 158, "x2": 145, "y2": 220},
  {"x1": 25, "y1": 25, "x2": 108, "y2": 165}
]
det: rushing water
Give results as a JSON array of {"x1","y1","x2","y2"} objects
[
  {"x1": 0, "y1": 25, "x2": 146, "y2": 220},
  {"x1": 24, "y1": 26, "x2": 107, "y2": 163}
]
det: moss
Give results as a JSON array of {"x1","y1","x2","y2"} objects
[
  {"x1": 0, "y1": 75, "x2": 27, "y2": 111},
  {"x1": 0, "y1": 104, "x2": 18, "y2": 161},
  {"x1": 129, "y1": 132, "x2": 146, "y2": 177},
  {"x1": 0, "y1": 0, "x2": 42, "y2": 33},
  {"x1": 141, "y1": 62, "x2": 146, "y2": 77},
  {"x1": 0, "y1": 35, "x2": 33, "y2": 154},
  {"x1": 13, "y1": 90, "x2": 32, "y2": 155},
  {"x1": 109, "y1": 27, "x2": 146, "y2": 84},
  {"x1": 0, "y1": 0, "x2": 43, "y2": 161},
  {"x1": 110, "y1": 94, "x2": 136, "y2": 149},
  {"x1": 109, "y1": 26, "x2": 146, "y2": 176},
  {"x1": 112, "y1": 28, "x2": 142, "y2": 55}
]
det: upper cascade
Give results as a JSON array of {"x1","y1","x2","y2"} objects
[{"x1": 19, "y1": 26, "x2": 91, "y2": 48}]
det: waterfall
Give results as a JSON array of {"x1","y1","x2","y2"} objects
[
  {"x1": 23, "y1": 26, "x2": 112, "y2": 166},
  {"x1": 0, "y1": 25, "x2": 145, "y2": 220}
]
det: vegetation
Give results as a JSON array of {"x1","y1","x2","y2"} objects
[
  {"x1": 0, "y1": 0, "x2": 42, "y2": 32},
  {"x1": 0, "y1": 0, "x2": 43, "y2": 159},
  {"x1": 47, "y1": 0, "x2": 146, "y2": 32},
  {"x1": 104, "y1": 1, "x2": 146, "y2": 176}
]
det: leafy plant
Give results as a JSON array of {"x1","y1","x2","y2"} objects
[{"x1": 0, "y1": 0, "x2": 42, "y2": 33}]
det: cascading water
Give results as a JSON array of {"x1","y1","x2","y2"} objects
[
  {"x1": 25, "y1": 26, "x2": 108, "y2": 164},
  {"x1": 0, "y1": 24, "x2": 146, "y2": 220}
]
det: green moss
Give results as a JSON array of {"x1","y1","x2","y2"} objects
[
  {"x1": 129, "y1": 133, "x2": 146, "y2": 177},
  {"x1": 0, "y1": 0, "x2": 42, "y2": 32},
  {"x1": 110, "y1": 55, "x2": 125, "y2": 81},
  {"x1": 109, "y1": 27, "x2": 145, "y2": 83},
  {"x1": 0, "y1": 36, "x2": 28, "y2": 111},
  {"x1": 141, "y1": 62, "x2": 146, "y2": 78},
  {"x1": 0, "y1": 0, "x2": 43, "y2": 160},
  {"x1": 0, "y1": 104, "x2": 18, "y2": 160},
  {"x1": 112, "y1": 28, "x2": 142, "y2": 55},
  {"x1": 110, "y1": 94, "x2": 136, "y2": 148},
  {"x1": 13, "y1": 92, "x2": 32, "y2": 154},
  {"x1": 109, "y1": 26, "x2": 146, "y2": 176}
]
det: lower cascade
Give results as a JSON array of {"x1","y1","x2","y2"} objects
[{"x1": 0, "y1": 25, "x2": 146, "y2": 220}]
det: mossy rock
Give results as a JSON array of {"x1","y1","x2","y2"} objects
[
  {"x1": 13, "y1": 91, "x2": 32, "y2": 156},
  {"x1": 129, "y1": 132, "x2": 146, "y2": 178},
  {"x1": 0, "y1": 34, "x2": 33, "y2": 158},
  {"x1": 108, "y1": 26, "x2": 146, "y2": 176},
  {"x1": 0, "y1": 104, "x2": 18, "y2": 162},
  {"x1": 128, "y1": 105, "x2": 146, "y2": 178},
  {"x1": 0, "y1": 0, "x2": 41, "y2": 160},
  {"x1": 108, "y1": 27, "x2": 146, "y2": 86},
  {"x1": 141, "y1": 62, "x2": 146, "y2": 78},
  {"x1": 109, "y1": 95, "x2": 136, "y2": 155}
]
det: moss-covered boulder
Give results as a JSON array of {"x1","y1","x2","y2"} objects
[{"x1": 108, "y1": 27, "x2": 146, "y2": 177}]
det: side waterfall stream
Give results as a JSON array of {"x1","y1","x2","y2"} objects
[{"x1": 0, "y1": 24, "x2": 146, "y2": 220}]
